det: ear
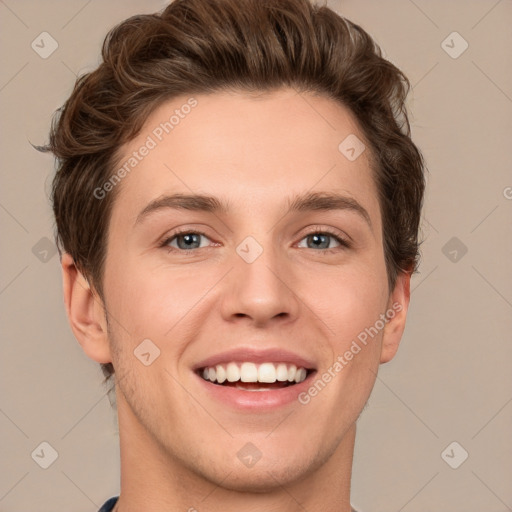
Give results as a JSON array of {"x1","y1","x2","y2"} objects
[
  {"x1": 61, "y1": 253, "x2": 112, "y2": 364},
  {"x1": 380, "y1": 270, "x2": 411, "y2": 364}
]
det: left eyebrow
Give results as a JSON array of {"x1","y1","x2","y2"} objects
[{"x1": 286, "y1": 191, "x2": 372, "y2": 229}]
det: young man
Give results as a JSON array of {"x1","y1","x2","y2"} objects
[{"x1": 45, "y1": 0, "x2": 425, "y2": 510}]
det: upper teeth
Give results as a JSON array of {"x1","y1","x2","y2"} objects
[{"x1": 201, "y1": 362, "x2": 308, "y2": 384}]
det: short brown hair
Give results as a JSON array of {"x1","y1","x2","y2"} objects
[{"x1": 43, "y1": 0, "x2": 425, "y2": 383}]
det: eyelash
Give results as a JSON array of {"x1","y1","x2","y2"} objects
[{"x1": 159, "y1": 227, "x2": 351, "y2": 254}]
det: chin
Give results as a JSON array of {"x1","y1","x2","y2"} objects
[
  {"x1": 201, "y1": 447, "x2": 321, "y2": 494},
  {"x1": 214, "y1": 463, "x2": 310, "y2": 493}
]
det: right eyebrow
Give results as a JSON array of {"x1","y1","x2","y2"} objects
[{"x1": 135, "y1": 194, "x2": 230, "y2": 226}]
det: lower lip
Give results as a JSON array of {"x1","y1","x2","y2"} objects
[{"x1": 195, "y1": 371, "x2": 316, "y2": 410}]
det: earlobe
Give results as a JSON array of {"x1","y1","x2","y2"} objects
[
  {"x1": 380, "y1": 271, "x2": 411, "y2": 364},
  {"x1": 61, "y1": 253, "x2": 112, "y2": 364}
]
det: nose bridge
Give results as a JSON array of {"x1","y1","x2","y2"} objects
[{"x1": 221, "y1": 232, "x2": 299, "y2": 324}]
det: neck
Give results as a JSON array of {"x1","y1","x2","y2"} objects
[{"x1": 113, "y1": 390, "x2": 356, "y2": 512}]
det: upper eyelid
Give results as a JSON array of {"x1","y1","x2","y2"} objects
[
  {"x1": 297, "y1": 225, "x2": 351, "y2": 243},
  {"x1": 162, "y1": 230, "x2": 214, "y2": 248}
]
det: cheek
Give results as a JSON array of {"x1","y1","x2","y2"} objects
[
  {"x1": 309, "y1": 264, "x2": 388, "y2": 345},
  {"x1": 103, "y1": 255, "x2": 222, "y2": 351},
  {"x1": 307, "y1": 274, "x2": 386, "y2": 419}
]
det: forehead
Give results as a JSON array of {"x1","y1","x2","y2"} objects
[{"x1": 109, "y1": 88, "x2": 380, "y2": 227}]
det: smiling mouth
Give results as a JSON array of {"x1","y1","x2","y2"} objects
[{"x1": 197, "y1": 361, "x2": 314, "y2": 391}]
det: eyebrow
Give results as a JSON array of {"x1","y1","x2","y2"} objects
[{"x1": 135, "y1": 191, "x2": 372, "y2": 229}]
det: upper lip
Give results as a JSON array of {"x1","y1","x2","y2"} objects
[{"x1": 192, "y1": 347, "x2": 317, "y2": 371}]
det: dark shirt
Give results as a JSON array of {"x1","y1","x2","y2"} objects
[
  {"x1": 97, "y1": 496, "x2": 360, "y2": 511},
  {"x1": 98, "y1": 496, "x2": 118, "y2": 512}
]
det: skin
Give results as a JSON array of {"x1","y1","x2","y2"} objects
[{"x1": 62, "y1": 88, "x2": 410, "y2": 512}]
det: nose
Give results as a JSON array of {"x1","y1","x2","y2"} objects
[{"x1": 219, "y1": 238, "x2": 301, "y2": 327}]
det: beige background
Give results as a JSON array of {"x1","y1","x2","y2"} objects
[{"x1": 1, "y1": 0, "x2": 511, "y2": 511}]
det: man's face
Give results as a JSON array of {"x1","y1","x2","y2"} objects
[{"x1": 101, "y1": 88, "x2": 406, "y2": 489}]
